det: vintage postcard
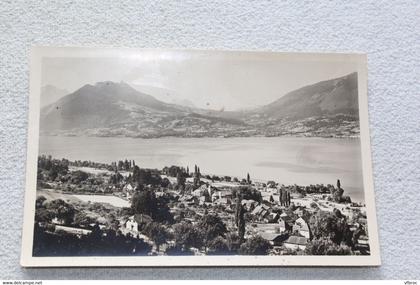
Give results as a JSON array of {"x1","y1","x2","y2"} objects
[{"x1": 21, "y1": 47, "x2": 380, "y2": 266}]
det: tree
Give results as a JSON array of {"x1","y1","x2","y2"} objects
[
  {"x1": 235, "y1": 186, "x2": 262, "y2": 203},
  {"x1": 203, "y1": 188, "x2": 211, "y2": 202},
  {"x1": 154, "y1": 195, "x2": 174, "y2": 224},
  {"x1": 235, "y1": 192, "x2": 245, "y2": 242},
  {"x1": 239, "y1": 235, "x2": 271, "y2": 255},
  {"x1": 34, "y1": 197, "x2": 53, "y2": 224},
  {"x1": 74, "y1": 212, "x2": 95, "y2": 227},
  {"x1": 133, "y1": 165, "x2": 140, "y2": 180},
  {"x1": 109, "y1": 172, "x2": 123, "y2": 185},
  {"x1": 305, "y1": 237, "x2": 352, "y2": 255},
  {"x1": 36, "y1": 196, "x2": 47, "y2": 208},
  {"x1": 70, "y1": 170, "x2": 89, "y2": 184},
  {"x1": 46, "y1": 199, "x2": 75, "y2": 225},
  {"x1": 309, "y1": 210, "x2": 353, "y2": 246},
  {"x1": 144, "y1": 222, "x2": 169, "y2": 252},
  {"x1": 173, "y1": 222, "x2": 203, "y2": 250},
  {"x1": 197, "y1": 214, "x2": 227, "y2": 246},
  {"x1": 161, "y1": 177, "x2": 170, "y2": 188},
  {"x1": 247, "y1": 173, "x2": 251, "y2": 184},
  {"x1": 208, "y1": 236, "x2": 229, "y2": 255},
  {"x1": 131, "y1": 190, "x2": 157, "y2": 218},
  {"x1": 176, "y1": 171, "x2": 186, "y2": 190},
  {"x1": 225, "y1": 232, "x2": 241, "y2": 253},
  {"x1": 193, "y1": 164, "x2": 201, "y2": 188}
]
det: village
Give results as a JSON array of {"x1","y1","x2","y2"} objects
[{"x1": 33, "y1": 155, "x2": 370, "y2": 256}]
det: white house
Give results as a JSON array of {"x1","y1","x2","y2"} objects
[
  {"x1": 279, "y1": 219, "x2": 293, "y2": 233},
  {"x1": 123, "y1": 183, "x2": 135, "y2": 199},
  {"x1": 51, "y1": 217, "x2": 65, "y2": 225},
  {"x1": 292, "y1": 217, "x2": 310, "y2": 239},
  {"x1": 123, "y1": 183, "x2": 134, "y2": 192},
  {"x1": 125, "y1": 215, "x2": 139, "y2": 232}
]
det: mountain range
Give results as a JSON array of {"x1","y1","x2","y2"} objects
[{"x1": 40, "y1": 72, "x2": 360, "y2": 138}]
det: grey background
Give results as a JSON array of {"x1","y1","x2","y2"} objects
[{"x1": 0, "y1": 0, "x2": 418, "y2": 280}]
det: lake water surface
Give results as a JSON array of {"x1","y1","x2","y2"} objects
[{"x1": 39, "y1": 136, "x2": 365, "y2": 202}]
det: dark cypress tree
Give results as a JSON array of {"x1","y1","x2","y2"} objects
[
  {"x1": 235, "y1": 192, "x2": 245, "y2": 242},
  {"x1": 235, "y1": 193, "x2": 241, "y2": 226},
  {"x1": 247, "y1": 173, "x2": 251, "y2": 184},
  {"x1": 337, "y1": 179, "x2": 341, "y2": 189}
]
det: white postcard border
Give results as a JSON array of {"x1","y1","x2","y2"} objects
[{"x1": 21, "y1": 47, "x2": 381, "y2": 267}]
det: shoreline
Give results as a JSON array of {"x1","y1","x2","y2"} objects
[{"x1": 40, "y1": 133, "x2": 361, "y2": 140}]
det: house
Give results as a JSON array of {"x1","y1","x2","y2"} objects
[
  {"x1": 123, "y1": 183, "x2": 135, "y2": 199},
  {"x1": 51, "y1": 217, "x2": 65, "y2": 225},
  {"x1": 179, "y1": 194, "x2": 198, "y2": 205},
  {"x1": 279, "y1": 219, "x2": 293, "y2": 233},
  {"x1": 251, "y1": 205, "x2": 270, "y2": 220},
  {"x1": 215, "y1": 198, "x2": 229, "y2": 205},
  {"x1": 355, "y1": 235, "x2": 370, "y2": 254},
  {"x1": 260, "y1": 233, "x2": 288, "y2": 246},
  {"x1": 251, "y1": 204, "x2": 270, "y2": 215},
  {"x1": 293, "y1": 208, "x2": 304, "y2": 217},
  {"x1": 211, "y1": 190, "x2": 233, "y2": 202},
  {"x1": 279, "y1": 212, "x2": 289, "y2": 219},
  {"x1": 283, "y1": 236, "x2": 308, "y2": 251},
  {"x1": 241, "y1": 199, "x2": 257, "y2": 211},
  {"x1": 265, "y1": 212, "x2": 279, "y2": 223},
  {"x1": 199, "y1": 196, "x2": 207, "y2": 205},
  {"x1": 125, "y1": 215, "x2": 139, "y2": 232},
  {"x1": 192, "y1": 184, "x2": 209, "y2": 197},
  {"x1": 123, "y1": 183, "x2": 134, "y2": 192},
  {"x1": 292, "y1": 217, "x2": 310, "y2": 239},
  {"x1": 55, "y1": 225, "x2": 92, "y2": 237},
  {"x1": 89, "y1": 223, "x2": 107, "y2": 230}
]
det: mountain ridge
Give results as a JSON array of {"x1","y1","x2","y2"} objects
[{"x1": 40, "y1": 73, "x2": 360, "y2": 138}]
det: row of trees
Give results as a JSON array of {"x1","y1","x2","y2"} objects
[
  {"x1": 38, "y1": 155, "x2": 70, "y2": 181},
  {"x1": 33, "y1": 223, "x2": 151, "y2": 256}
]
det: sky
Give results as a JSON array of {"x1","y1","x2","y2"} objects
[{"x1": 41, "y1": 50, "x2": 360, "y2": 111}]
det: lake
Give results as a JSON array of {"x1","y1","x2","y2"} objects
[{"x1": 39, "y1": 135, "x2": 365, "y2": 202}]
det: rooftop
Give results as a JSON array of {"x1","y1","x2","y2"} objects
[{"x1": 284, "y1": 236, "x2": 308, "y2": 245}]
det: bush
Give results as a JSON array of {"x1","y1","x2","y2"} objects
[
  {"x1": 239, "y1": 235, "x2": 271, "y2": 255},
  {"x1": 305, "y1": 237, "x2": 352, "y2": 255},
  {"x1": 208, "y1": 236, "x2": 229, "y2": 255}
]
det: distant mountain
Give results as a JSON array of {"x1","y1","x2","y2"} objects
[
  {"x1": 40, "y1": 85, "x2": 69, "y2": 108},
  {"x1": 130, "y1": 84, "x2": 197, "y2": 109},
  {"x1": 235, "y1": 72, "x2": 360, "y2": 137},
  {"x1": 254, "y1": 72, "x2": 359, "y2": 120},
  {"x1": 40, "y1": 81, "x2": 245, "y2": 137},
  {"x1": 40, "y1": 73, "x2": 360, "y2": 138}
]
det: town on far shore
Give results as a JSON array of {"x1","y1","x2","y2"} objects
[{"x1": 33, "y1": 155, "x2": 370, "y2": 257}]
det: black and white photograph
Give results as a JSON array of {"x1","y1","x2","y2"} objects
[{"x1": 21, "y1": 47, "x2": 380, "y2": 266}]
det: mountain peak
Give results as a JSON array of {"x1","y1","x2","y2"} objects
[{"x1": 258, "y1": 72, "x2": 359, "y2": 119}]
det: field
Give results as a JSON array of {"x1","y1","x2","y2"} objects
[
  {"x1": 72, "y1": 194, "x2": 130, "y2": 208},
  {"x1": 37, "y1": 189, "x2": 130, "y2": 208}
]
